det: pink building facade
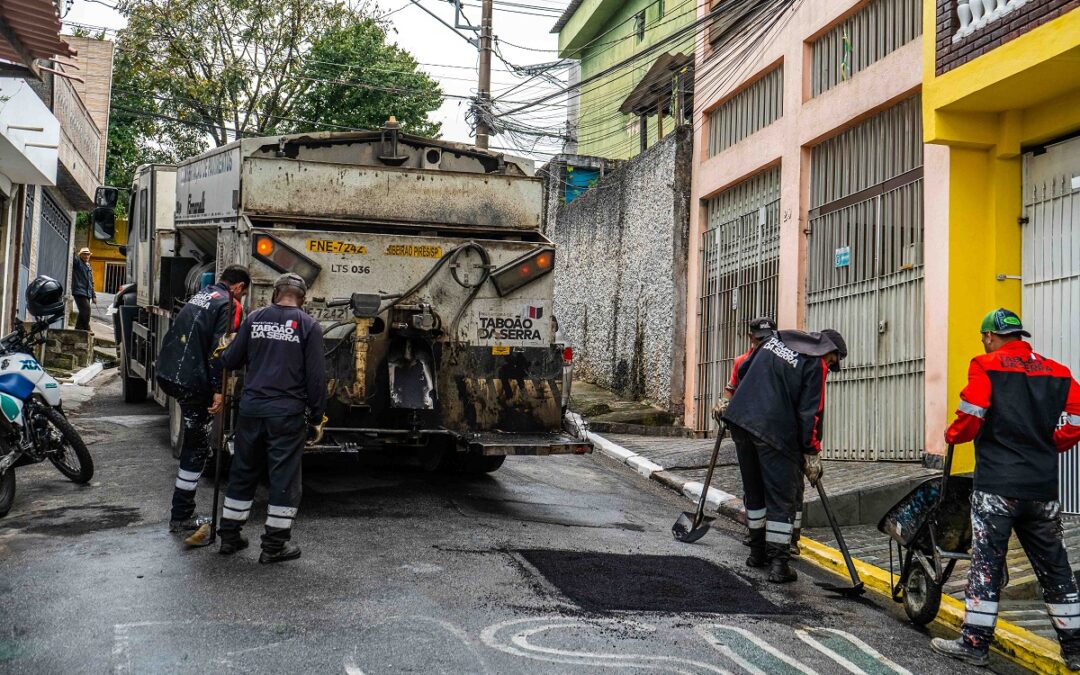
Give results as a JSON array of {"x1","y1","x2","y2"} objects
[{"x1": 685, "y1": 0, "x2": 950, "y2": 462}]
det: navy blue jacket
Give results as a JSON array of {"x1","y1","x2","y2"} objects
[
  {"x1": 220, "y1": 304, "x2": 326, "y2": 420},
  {"x1": 156, "y1": 283, "x2": 239, "y2": 397}
]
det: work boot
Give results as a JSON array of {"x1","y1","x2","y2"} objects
[
  {"x1": 746, "y1": 550, "x2": 769, "y2": 568},
  {"x1": 767, "y1": 558, "x2": 798, "y2": 583},
  {"x1": 930, "y1": 638, "x2": 989, "y2": 667},
  {"x1": 1063, "y1": 651, "x2": 1080, "y2": 671},
  {"x1": 259, "y1": 542, "x2": 301, "y2": 564},
  {"x1": 218, "y1": 534, "x2": 249, "y2": 556},
  {"x1": 168, "y1": 516, "x2": 201, "y2": 533}
]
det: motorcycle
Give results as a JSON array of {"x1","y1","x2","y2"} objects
[{"x1": 0, "y1": 306, "x2": 94, "y2": 518}]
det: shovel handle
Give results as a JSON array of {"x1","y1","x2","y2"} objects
[
  {"x1": 816, "y1": 479, "x2": 862, "y2": 587},
  {"x1": 692, "y1": 424, "x2": 728, "y2": 529}
]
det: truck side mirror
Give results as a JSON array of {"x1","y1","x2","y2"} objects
[
  {"x1": 92, "y1": 186, "x2": 120, "y2": 241},
  {"x1": 91, "y1": 206, "x2": 115, "y2": 240}
]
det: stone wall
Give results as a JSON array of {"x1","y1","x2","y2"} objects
[
  {"x1": 43, "y1": 329, "x2": 94, "y2": 372},
  {"x1": 543, "y1": 126, "x2": 691, "y2": 418}
]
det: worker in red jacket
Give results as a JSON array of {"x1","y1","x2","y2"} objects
[{"x1": 931, "y1": 309, "x2": 1080, "y2": 669}]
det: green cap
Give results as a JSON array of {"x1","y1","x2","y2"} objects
[{"x1": 980, "y1": 308, "x2": 1031, "y2": 337}]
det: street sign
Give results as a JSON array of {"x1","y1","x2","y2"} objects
[{"x1": 834, "y1": 246, "x2": 851, "y2": 268}]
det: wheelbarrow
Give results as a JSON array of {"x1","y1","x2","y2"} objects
[{"x1": 877, "y1": 443, "x2": 979, "y2": 625}]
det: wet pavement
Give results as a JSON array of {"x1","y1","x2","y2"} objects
[{"x1": 0, "y1": 373, "x2": 1031, "y2": 673}]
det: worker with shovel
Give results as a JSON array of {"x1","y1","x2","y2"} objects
[
  {"x1": 157, "y1": 265, "x2": 249, "y2": 534},
  {"x1": 714, "y1": 317, "x2": 806, "y2": 556},
  {"x1": 721, "y1": 329, "x2": 846, "y2": 583},
  {"x1": 930, "y1": 309, "x2": 1080, "y2": 669}
]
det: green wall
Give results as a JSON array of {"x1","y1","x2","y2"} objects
[{"x1": 558, "y1": 0, "x2": 696, "y2": 159}]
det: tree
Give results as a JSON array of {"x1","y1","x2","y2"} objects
[
  {"x1": 290, "y1": 20, "x2": 443, "y2": 138},
  {"x1": 115, "y1": 0, "x2": 359, "y2": 146},
  {"x1": 104, "y1": 46, "x2": 207, "y2": 210}
]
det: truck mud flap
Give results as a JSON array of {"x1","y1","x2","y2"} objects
[{"x1": 467, "y1": 432, "x2": 592, "y2": 457}]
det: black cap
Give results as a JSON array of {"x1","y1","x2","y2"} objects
[
  {"x1": 820, "y1": 329, "x2": 847, "y2": 372},
  {"x1": 748, "y1": 317, "x2": 777, "y2": 339}
]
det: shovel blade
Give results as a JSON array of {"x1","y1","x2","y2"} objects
[
  {"x1": 816, "y1": 580, "x2": 866, "y2": 597},
  {"x1": 672, "y1": 511, "x2": 714, "y2": 543}
]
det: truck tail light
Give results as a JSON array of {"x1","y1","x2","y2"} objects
[
  {"x1": 251, "y1": 233, "x2": 321, "y2": 287},
  {"x1": 491, "y1": 246, "x2": 555, "y2": 297},
  {"x1": 563, "y1": 347, "x2": 573, "y2": 363}
]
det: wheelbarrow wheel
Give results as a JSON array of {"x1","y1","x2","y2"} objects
[{"x1": 904, "y1": 564, "x2": 942, "y2": 625}]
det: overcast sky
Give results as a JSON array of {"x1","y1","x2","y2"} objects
[{"x1": 62, "y1": 0, "x2": 570, "y2": 160}]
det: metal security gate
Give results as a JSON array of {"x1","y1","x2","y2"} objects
[
  {"x1": 37, "y1": 191, "x2": 72, "y2": 290},
  {"x1": 696, "y1": 167, "x2": 780, "y2": 433},
  {"x1": 1022, "y1": 135, "x2": 1080, "y2": 512},
  {"x1": 806, "y1": 96, "x2": 925, "y2": 461},
  {"x1": 104, "y1": 262, "x2": 126, "y2": 293}
]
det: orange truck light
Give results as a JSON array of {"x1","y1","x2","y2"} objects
[
  {"x1": 492, "y1": 246, "x2": 556, "y2": 297},
  {"x1": 251, "y1": 232, "x2": 322, "y2": 287}
]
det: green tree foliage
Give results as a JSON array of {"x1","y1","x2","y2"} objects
[{"x1": 291, "y1": 20, "x2": 443, "y2": 138}]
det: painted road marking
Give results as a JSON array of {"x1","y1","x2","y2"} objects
[
  {"x1": 481, "y1": 617, "x2": 733, "y2": 674},
  {"x1": 796, "y1": 628, "x2": 913, "y2": 675},
  {"x1": 697, "y1": 625, "x2": 817, "y2": 675}
]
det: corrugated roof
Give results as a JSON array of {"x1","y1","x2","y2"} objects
[
  {"x1": 0, "y1": 0, "x2": 75, "y2": 68},
  {"x1": 550, "y1": 0, "x2": 584, "y2": 34},
  {"x1": 619, "y1": 52, "x2": 692, "y2": 115}
]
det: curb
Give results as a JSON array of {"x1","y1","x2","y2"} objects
[{"x1": 589, "y1": 430, "x2": 1070, "y2": 675}]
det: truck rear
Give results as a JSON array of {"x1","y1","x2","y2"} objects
[{"x1": 116, "y1": 121, "x2": 590, "y2": 471}]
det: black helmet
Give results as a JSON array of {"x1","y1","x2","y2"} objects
[{"x1": 25, "y1": 276, "x2": 65, "y2": 319}]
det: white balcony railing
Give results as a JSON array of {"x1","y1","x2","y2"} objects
[{"x1": 953, "y1": 0, "x2": 1031, "y2": 42}]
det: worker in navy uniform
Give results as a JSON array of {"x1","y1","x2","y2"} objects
[
  {"x1": 931, "y1": 309, "x2": 1080, "y2": 669},
  {"x1": 157, "y1": 265, "x2": 249, "y2": 533},
  {"x1": 217, "y1": 272, "x2": 326, "y2": 563},
  {"x1": 722, "y1": 329, "x2": 846, "y2": 583}
]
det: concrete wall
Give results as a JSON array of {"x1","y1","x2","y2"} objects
[{"x1": 544, "y1": 126, "x2": 691, "y2": 417}]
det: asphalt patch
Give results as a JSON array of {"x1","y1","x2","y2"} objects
[
  {"x1": 518, "y1": 549, "x2": 782, "y2": 614},
  {"x1": 1, "y1": 504, "x2": 141, "y2": 536}
]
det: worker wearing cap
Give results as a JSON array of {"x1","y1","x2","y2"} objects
[
  {"x1": 71, "y1": 247, "x2": 96, "y2": 331},
  {"x1": 931, "y1": 309, "x2": 1080, "y2": 669},
  {"x1": 158, "y1": 265, "x2": 249, "y2": 534},
  {"x1": 217, "y1": 273, "x2": 326, "y2": 563},
  {"x1": 722, "y1": 328, "x2": 846, "y2": 583}
]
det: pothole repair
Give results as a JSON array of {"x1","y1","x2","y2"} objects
[{"x1": 518, "y1": 550, "x2": 782, "y2": 614}]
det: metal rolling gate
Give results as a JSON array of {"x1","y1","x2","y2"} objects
[
  {"x1": 806, "y1": 96, "x2": 925, "y2": 461},
  {"x1": 37, "y1": 191, "x2": 72, "y2": 295},
  {"x1": 1022, "y1": 135, "x2": 1080, "y2": 512},
  {"x1": 696, "y1": 167, "x2": 780, "y2": 433}
]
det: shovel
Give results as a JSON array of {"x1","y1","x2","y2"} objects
[
  {"x1": 814, "y1": 478, "x2": 865, "y2": 596},
  {"x1": 672, "y1": 423, "x2": 728, "y2": 543}
]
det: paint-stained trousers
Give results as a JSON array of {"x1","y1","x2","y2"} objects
[
  {"x1": 731, "y1": 424, "x2": 802, "y2": 562},
  {"x1": 170, "y1": 393, "x2": 213, "y2": 522},
  {"x1": 219, "y1": 413, "x2": 305, "y2": 552},
  {"x1": 962, "y1": 490, "x2": 1080, "y2": 656}
]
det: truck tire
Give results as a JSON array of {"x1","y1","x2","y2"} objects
[
  {"x1": 120, "y1": 343, "x2": 148, "y2": 404},
  {"x1": 0, "y1": 468, "x2": 14, "y2": 518},
  {"x1": 169, "y1": 397, "x2": 184, "y2": 460}
]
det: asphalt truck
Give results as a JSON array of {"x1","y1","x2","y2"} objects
[{"x1": 102, "y1": 120, "x2": 590, "y2": 472}]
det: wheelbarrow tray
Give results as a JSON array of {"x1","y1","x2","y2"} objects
[{"x1": 877, "y1": 475, "x2": 974, "y2": 555}]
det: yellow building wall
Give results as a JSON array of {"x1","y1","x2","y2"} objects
[
  {"x1": 86, "y1": 217, "x2": 127, "y2": 294},
  {"x1": 924, "y1": 5, "x2": 1080, "y2": 472}
]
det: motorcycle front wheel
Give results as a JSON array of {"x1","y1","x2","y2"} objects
[
  {"x1": 41, "y1": 406, "x2": 94, "y2": 483},
  {"x1": 0, "y1": 468, "x2": 14, "y2": 517}
]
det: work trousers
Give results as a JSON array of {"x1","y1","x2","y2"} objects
[
  {"x1": 219, "y1": 413, "x2": 306, "y2": 552},
  {"x1": 731, "y1": 424, "x2": 802, "y2": 562},
  {"x1": 74, "y1": 296, "x2": 92, "y2": 331},
  {"x1": 961, "y1": 490, "x2": 1080, "y2": 656},
  {"x1": 170, "y1": 393, "x2": 213, "y2": 522}
]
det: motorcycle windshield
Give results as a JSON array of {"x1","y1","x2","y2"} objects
[{"x1": 0, "y1": 373, "x2": 35, "y2": 400}]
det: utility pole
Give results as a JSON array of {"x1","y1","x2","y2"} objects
[{"x1": 475, "y1": 0, "x2": 493, "y2": 149}]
